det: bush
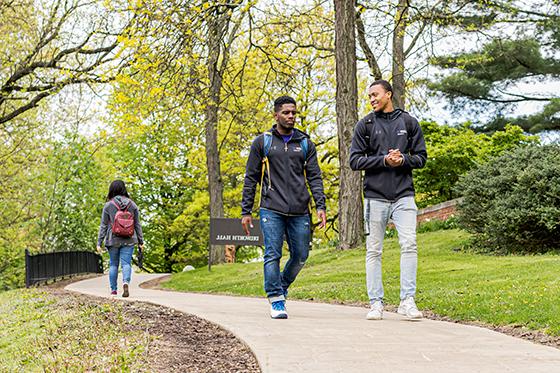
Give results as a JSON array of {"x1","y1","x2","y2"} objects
[{"x1": 456, "y1": 144, "x2": 560, "y2": 253}]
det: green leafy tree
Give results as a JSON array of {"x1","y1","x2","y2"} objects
[
  {"x1": 0, "y1": 0, "x2": 129, "y2": 288},
  {"x1": 37, "y1": 131, "x2": 112, "y2": 253}
]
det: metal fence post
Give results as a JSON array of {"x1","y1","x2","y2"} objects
[{"x1": 25, "y1": 249, "x2": 31, "y2": 288}]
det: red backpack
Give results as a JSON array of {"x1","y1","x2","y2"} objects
[{"x1": 111, "y1": 199, "x2": 135, "y2": 237}]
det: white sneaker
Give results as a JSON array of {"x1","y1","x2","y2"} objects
[
  {"x1": 366, "y1": 301, "x2": 383, "y2": 320},
  {"x1": 270, "y1": 301, "x2": 288, "y2": 319},
  {"x1": 398, "y1": 297, "x2": 423, "y2": 320}
]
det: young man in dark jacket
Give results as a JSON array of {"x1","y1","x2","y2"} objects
[
  {"x1": 241, "y1": 96, "x2": 327, "y2": 319},
  {"x1": 350, "y1": 80, "x2": 427, "y2": 320}
]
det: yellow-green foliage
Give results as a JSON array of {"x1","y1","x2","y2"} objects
[{"x1": 106, "y1": 1, "x2": 340, "y2": 269}]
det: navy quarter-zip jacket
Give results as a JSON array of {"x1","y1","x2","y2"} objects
[
  {"x1": 349, "y1": 109, "x2": 427, "y2": 201},
  {"x1": 241, "y1": 126, "x2": 326, "y2": 216}
]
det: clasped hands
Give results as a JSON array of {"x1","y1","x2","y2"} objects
[{"x1": 385, "y1": 149, "x2": 404, "y2": 167}]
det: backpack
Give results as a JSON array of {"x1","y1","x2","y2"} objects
[
  {"x1": 111, "y1": 199, "x2": 135, "y2": 238},
  {"x1": 364, "y1": 112, "x2": 415, "y2": 154}
]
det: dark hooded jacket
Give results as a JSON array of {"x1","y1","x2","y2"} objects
[
  {"x1": 349, "y1": 109, "x2": 427, "y2": 201},
  {"x1": 241, "y1": 126, "x2": 326, "y2": 216},
  {"x1": 97, "y1": 195, "x2": 144, "y2": 248}
]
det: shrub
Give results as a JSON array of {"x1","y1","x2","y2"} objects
[{"x1": 456, "y1": 144, "x2": 560, "y2": 253}]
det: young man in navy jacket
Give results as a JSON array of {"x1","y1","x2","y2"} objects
[
  {"x1": 350, "y1": 80, "x2": 427, "y2": 320},
  {"x1": 241, "y1": 96, "x2": 327, "y2": 319}
]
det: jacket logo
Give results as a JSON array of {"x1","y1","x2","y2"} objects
[
  {"x1": 293, "y1": 146, "x2": 302, "y2": 152},
  {"x1": 397, "y1": 130, "x2": 408, "y2": 136}
]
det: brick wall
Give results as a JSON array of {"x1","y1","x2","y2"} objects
[{"x1": 416, "y1": 198, "x2": 461, "y2": 224}]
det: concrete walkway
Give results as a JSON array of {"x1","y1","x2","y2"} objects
[{"x1": 66, "y1": 274, "x2": 560, "y2": 373}]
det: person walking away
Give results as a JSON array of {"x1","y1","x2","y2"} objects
[
  {"x1": 349, "y1": 80, "x2": 427, "y2": 320},
  {"x1": 241, "y1": 96, "x2": 327, "y2": 319},
  {"x1": 97, "y1": 180, "x2": 144, "y2": 297}
]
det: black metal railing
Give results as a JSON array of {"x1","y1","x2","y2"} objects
[{"x1": 25, "y1": 249, "x2": 103, "y2": 287}]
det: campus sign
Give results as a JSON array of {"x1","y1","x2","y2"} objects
[{"x1": 209, "y1": 218, "x2": 264, "y2": 246}]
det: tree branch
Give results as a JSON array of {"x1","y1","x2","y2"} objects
[{"x1": 356, "y1": 7, "x2": 382, "y2": 80}]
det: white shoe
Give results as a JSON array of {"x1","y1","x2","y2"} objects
[
  {"x1": 366, "y1": 300, "x2": 383, "y2": 320},
  {"x1": 398, "y1": 297, "x2": 423, "y2": 319},
  {"x1": 270, "y1": 301, "x2": 288, "y2": 319}
]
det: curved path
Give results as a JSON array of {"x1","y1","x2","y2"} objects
[{"x1": 67, "y1": 274, "x2": 560, "y2": 373}]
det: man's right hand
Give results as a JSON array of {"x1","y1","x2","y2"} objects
[{"x1": 241, "y1": 215, "x2": 254, "y2": 235}]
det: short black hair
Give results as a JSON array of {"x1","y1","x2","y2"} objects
[
  {"x1": 106, "y1": 179, "x2": 130, "y2": 201},
  {"x1": 274, "y1": 96, "x2": 297, "y2": 112},
  {"x1": 369, "y1": 79, "x2": 393, "y2": 94}
]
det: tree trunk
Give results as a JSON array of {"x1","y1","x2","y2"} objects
[
  {"x1": 392, "y1": 0, "x2": 408, "y2": 110},
  {"x1": 205, "y1": 10, "x2": 228, "y2": 264},
  {"x1": 334, "y1": 0, "x2": 363, "y2": 250}
]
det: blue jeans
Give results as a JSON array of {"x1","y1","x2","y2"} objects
[
  {"x1": 260, "y1": 209, "x2": 310, "y2": 303},
  {"x1": 364, "y1": 196, "x2": 418, "y2": 303},
  {"x1": 108, "y1": 245, "x2": 135, "y2": 291}
]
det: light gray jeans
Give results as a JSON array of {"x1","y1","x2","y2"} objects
[{"x1": 365, "y1": 196, "x2": 418, "y2": 304}]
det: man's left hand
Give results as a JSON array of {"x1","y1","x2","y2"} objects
[{"x1": 317, "y1": 210, "x2": 327, "y2": 229}]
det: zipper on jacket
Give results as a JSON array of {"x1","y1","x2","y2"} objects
[{"x1": 284, "y1": 142, "x2": 288, "y2": 152}]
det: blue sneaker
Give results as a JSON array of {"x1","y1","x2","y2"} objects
[{"x1": 270, "y1": 300, "x2": 288, "y2": 319}]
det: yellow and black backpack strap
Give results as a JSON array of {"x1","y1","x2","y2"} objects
[{"x1": 258, "y1": 132, "x2": 273, "y2": 208}]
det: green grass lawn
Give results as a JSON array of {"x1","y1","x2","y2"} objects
[
  {"x1": 0, "y1": 289, "x2": 151, "y2": 371},
  {"x1": 163, "y1": 229, "x2": 560, "y2": 336}
]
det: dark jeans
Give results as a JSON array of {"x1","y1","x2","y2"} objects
[{"x1": 260, "y1": 208, "x2": 311, "y2": 302}]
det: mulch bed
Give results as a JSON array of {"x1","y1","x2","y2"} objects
[{"x1": 45, "y1": 277, "x2": 261, "y2": 373}]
